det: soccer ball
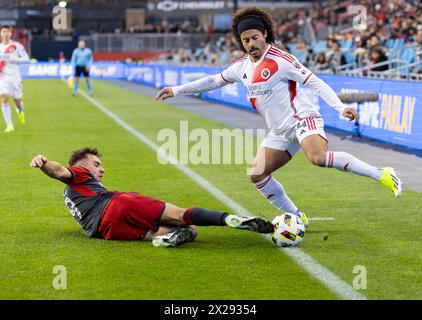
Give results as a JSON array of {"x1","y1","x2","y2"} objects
[{"x1": 271, "y1": 213, "x2": 305, "y2": 247}]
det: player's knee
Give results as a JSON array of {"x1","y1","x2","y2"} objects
[
  {"x1": 249, "y1": 163, "x2": 272, "y2": 184},
  {"x1": 161, "y1": 203, "x2": 187, "y2": 225},
  {"x1": 308, "y1": 153, "x2": 326, "y2": 167},
  {"x1": 250, "y1": 173, "x2": 269, "y2": 184}
]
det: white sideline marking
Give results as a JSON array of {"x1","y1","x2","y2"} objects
[
  {"x1": 309, "y1": 217, "x2": 336, "y2": 221},
  {"x1": 75, "y1": 87, "x2": 366, "y2": 300}
]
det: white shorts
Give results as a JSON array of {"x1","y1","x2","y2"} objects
[
  {"x1": 260, "y1": 116, "x2": 328, "y2": 158},
  {"x1": 0, "y1": 79, "x2": 23, "y2": 99}
]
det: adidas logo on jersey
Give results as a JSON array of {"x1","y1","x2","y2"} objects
[{"x1": 243, "y1": 73, "x2": 247, "y2": 79}]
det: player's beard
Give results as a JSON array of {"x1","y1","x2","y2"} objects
[{"x1": 249, "y1": 47, "x2": 262, "y2": 61}]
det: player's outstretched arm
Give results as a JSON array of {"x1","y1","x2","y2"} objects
[
  {"x1": 30, "y1": 155, "x2": 71, "y2": 183},
  {"x1": 305, "y1": 75, "x2": 358, "y2": 122},
  {"x1": 155, "y1": 73, "x2": 229, "y2": 101}
]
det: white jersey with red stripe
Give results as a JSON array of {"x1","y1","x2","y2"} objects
[
  {"x1": 221, "y1": 45, "x2": 319, "y2": 133},
  {"x1": 0, "y1": 40, "x2": 29, "y2": 82}
]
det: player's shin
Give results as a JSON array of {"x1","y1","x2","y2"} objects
[
  {"x1": 254, "y1": 175, "x2": 299, "y2": 213},
  {"x1": 325, "y1": 151, "x2": 382, "y2": 180},
  {"x1": 183, "y1": 207, "x2": 228, "y2": 226}
]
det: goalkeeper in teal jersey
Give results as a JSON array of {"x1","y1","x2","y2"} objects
[{"x1": 71, "y1": 40, "x2": 93, "y2": 96}]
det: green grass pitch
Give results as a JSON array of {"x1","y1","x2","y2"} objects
[{"x1": 0, "y1": 79, "x2": 421, "y2": 299}]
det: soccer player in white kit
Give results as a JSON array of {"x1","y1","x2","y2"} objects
[
  {"x1": 0, "y1": 25, "x2": 29, "y2": 133},
  {"x1": 155, "y1": 7, "x2": 403, "y2": 227}
]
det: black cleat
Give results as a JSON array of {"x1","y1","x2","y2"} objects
[
  {"x1": 226, "y1": 215, "x2": 274, "y2": 233},
  {"x1": 152, "y1": 228, "x2": 196, "y2": 247}
]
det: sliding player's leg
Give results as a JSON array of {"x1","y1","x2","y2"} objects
[
  {"x1": 160, "y1": 203, "x2": 273, "y2": 233},
  {"x1": 152, "y1": 202, "x2": 274, "y2": 247}
]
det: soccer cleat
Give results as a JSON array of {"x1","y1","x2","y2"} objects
[
  {"x1": 152, "y1": 228, "x2": 196, "y2": 248},
  {"x1": 380, "y1": 167, "x2": 403, "y2": 197},
  {"x1": 4, "y1": 125, "x2": 14, "y2": 133},
  {"x1": 297, "y1": 211, "x2": 309, "y2": 228},
  {"x1": 15, "y1": 109, "x2": 25, "y2": 124},
  {"x1": 225, "y1": 215, "x2": 274, "y2": 233}
]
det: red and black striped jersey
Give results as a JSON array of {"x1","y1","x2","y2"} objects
[{"x1": 63, "y1": 166, "x2": 119, "y2": 238}]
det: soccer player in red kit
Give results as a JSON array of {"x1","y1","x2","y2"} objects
[
  {"x1": 155, "y1": 7, "x2": 402, "y2": 227},
  {"x1": 30, "y1": 147, "x2": 273, "y2": 247}
]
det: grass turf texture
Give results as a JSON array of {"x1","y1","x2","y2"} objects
[{"x1": 0, "y1": 79, "x2": 421, "y2": 299}]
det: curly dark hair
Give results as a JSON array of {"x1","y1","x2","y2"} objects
[
  {"x1": 69, "y1": 147, "x2": 101, "y2": 166},
  {"x1": 232, "y1": 7, "x2": 277, "y2": 52}
]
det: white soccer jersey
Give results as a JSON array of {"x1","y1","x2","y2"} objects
[
  {"x1": 221, "y1": 45, "x2": 321, "y2": 132},
  {"x1": 0, "y1": 40, "x2": 29, "y2": 82},
  {"x1": 172, "y1": 44, "x2": 346, "y2": 134}
]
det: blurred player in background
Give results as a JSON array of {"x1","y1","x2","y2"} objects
[
  {"x1": 71, "y1": 40, "x2": 93, "y2": 97},
  {"x1": 30, "y1": 147, "x2": 273, "y2": 247},
  {"x1": 156, "y1": 7, "x2": 403, "y2": 227},
  {"x1": 0, "y1": 25, "x2": 29, "y2": 133}
]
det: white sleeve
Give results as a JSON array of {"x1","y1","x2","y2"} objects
[
  {"x1": 277, "y1": 54, "x2": 345, "y2": 113},
  {"x1": 304, "y1": 74, "x2": 346, "y2": 114},
  {"x1": 278, "y1": 55, "x2": 313, "y2": 85},
  {"x1": 9, "y1": 43, "x2": 29, "y2": 64},
  {"x1": 172, "y1": 73, "x2": 229, "y2": 96},
  {"x1": 220, "y1": 62, "x2": 242, "y2": 83}
]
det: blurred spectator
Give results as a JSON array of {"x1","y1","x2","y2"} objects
[
  {"x1": 305, "y1": 49, "x2": 316, "y2": 68},
  {"x1": 368, "y1": 35, "x2": 384, "y2": 51},
  {"x1": 412, "y1": 26, "x2": 422, "y2": 74},
  {"x1": 353, "y1": 36, "x2": 367, "y2": 68},
  {"x1": 370, "y1": 46, "x2": 388, "y2": 71},
  {"x1": 314, "y1": 53, "x2": 330, "y2": 71},
  {"x1": 326, "y1": 40, "x2": 346, "y2": 72}
]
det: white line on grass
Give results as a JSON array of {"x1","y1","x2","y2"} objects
[{"x1": 75, "y1": 86, "x2": 366, "y2": 300}]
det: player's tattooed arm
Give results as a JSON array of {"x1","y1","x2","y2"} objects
[{"x1": 30, "y1": 155, "x2": 71, "y2": 182}]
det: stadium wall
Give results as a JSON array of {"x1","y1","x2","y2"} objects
[{"x1": 21, "y1": 62, "x2": 422, "y2": 150}]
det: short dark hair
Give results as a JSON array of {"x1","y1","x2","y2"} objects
[
  {"x1": 232, "y1": 7, "x2": 277, "y2": 52},
  {"x1": 68, "y1": 147, "x2": 101, "y2": 166},
  {"x1": 0, "y1": 25, "x2": 12, "y2": 31}
]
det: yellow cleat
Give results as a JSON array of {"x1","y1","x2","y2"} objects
[
  {"x1": 380, "y1": 167, "x2": 403, "y2": 197},
  {"x1": 16, "y1": 109, "x2": 25, "y2": 124},
  {"x1": 4, "y1": 125, "x2": 14, "y2": 133},
  {"x1": 297, "y1": 211, "x2": 309, "y2": 228}
]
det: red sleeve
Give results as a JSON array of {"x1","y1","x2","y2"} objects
[{"x1": 65, "y1": 166, "x2": 91, "y2": 185}]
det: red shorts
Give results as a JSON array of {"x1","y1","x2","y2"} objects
[{"x1": 98, "y1": 193, "x2": 166, "y2": 240}]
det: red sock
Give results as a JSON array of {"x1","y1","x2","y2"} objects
[{"x1": 183, "y1": 208, "x2": 194, "y2": 225}]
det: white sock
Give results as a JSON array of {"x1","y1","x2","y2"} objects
[
  {"x1": 2, "y1": 103, "x2": 13, "y2": 127},
  {"x1": 325, "y1": 151, "x2": 382, "y2": 180},
  {"x1": 254, "y1": 175, "x2": 299, "y2": 213}
]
